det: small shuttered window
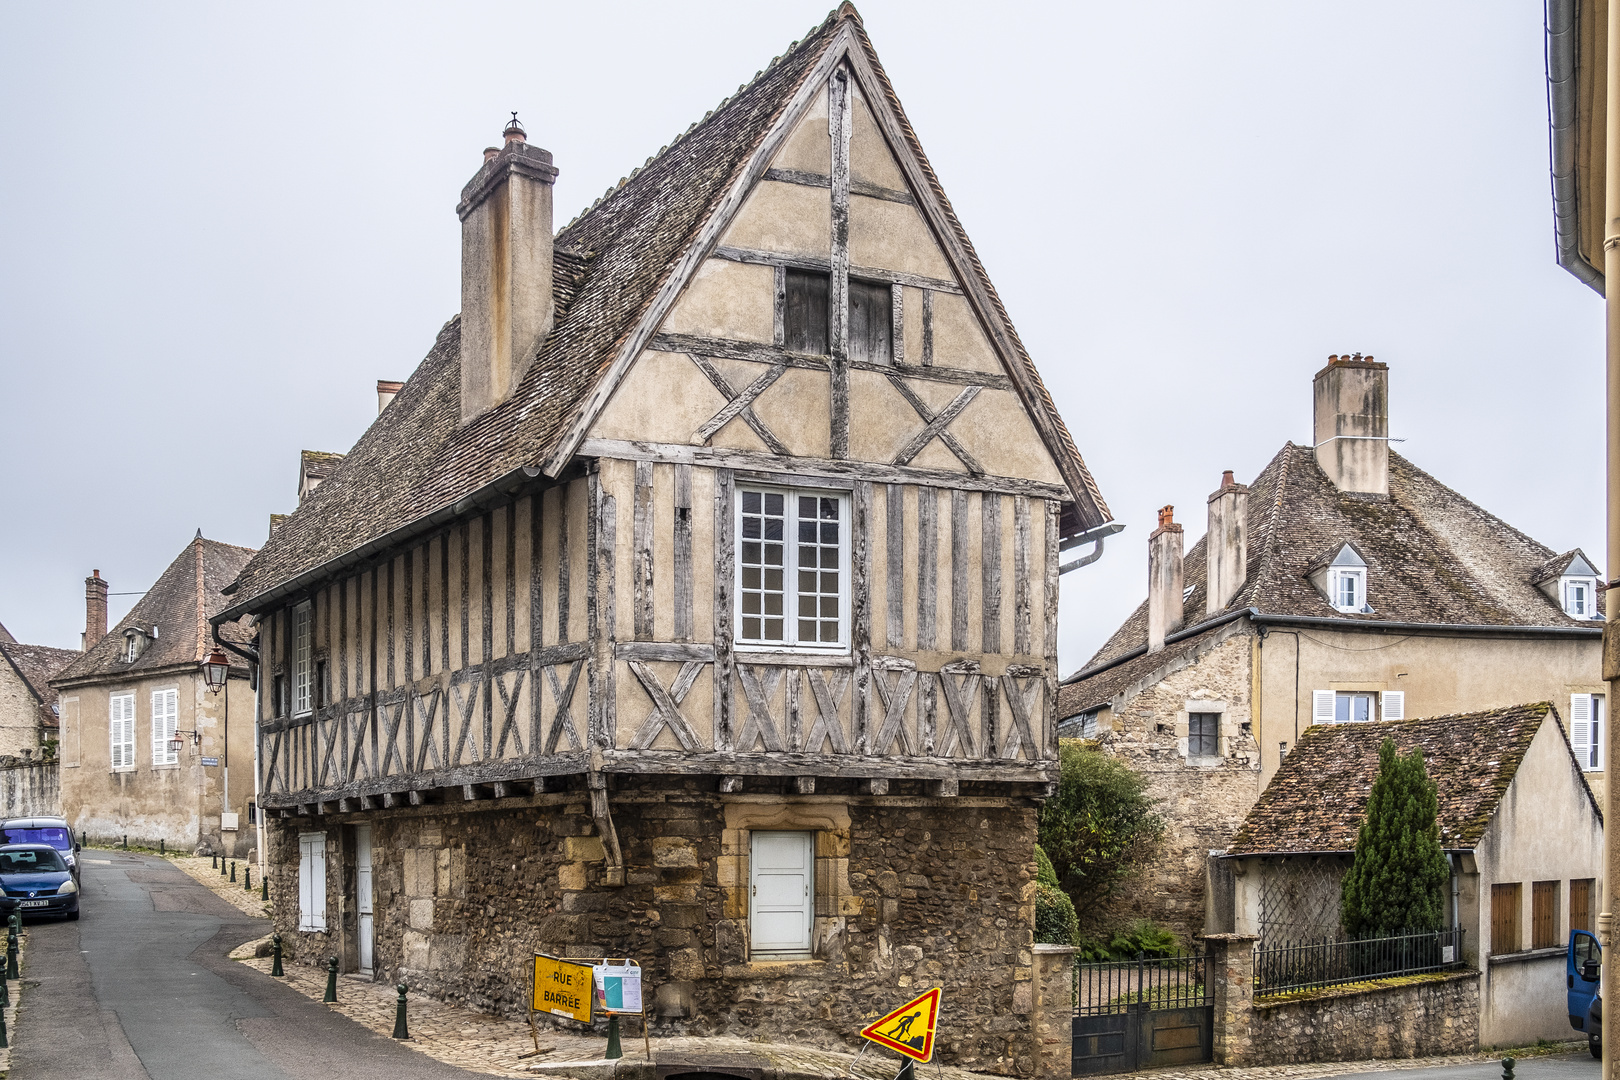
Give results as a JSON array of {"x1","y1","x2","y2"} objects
[
  {"x1": 109, "y1": 693, "x2": 135, "y2": 771},
  {"x1": 784, "y1": 270, "x2": 829, "y2": 354},
  {"x1": 848, "y1": 278, "x2": 893, "y2": 364},
  {"x1": 1571, "y1": 694, "x2": 1604, "y2": 772},
  {"x1": 1572, "y1": 878, "x2": 1596, "y2": 934},
  {"x1": 1532, "y1": 880, "x2": 1559, "y2": 949},
  {"x1": 298, "y1": 832, "x2": 327, "y2": 931},
  {"x1": 292, "y1": 601, "x2": 313, "y2": 718},
  {"x1": 1491, "y1": 882, "x2": 1522, "y2": 954},
  {"x1": 150, "y1": 688, "x2": 178, "y2": 766}
]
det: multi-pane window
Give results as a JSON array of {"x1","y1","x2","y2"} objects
[
  {"x1": 1329, "y1": 568, "x2": 1365, "y2": 612},
  {"x1": 1532, "y1": 880, "x2": 1560, "y2": 950},
  {"x1": 151, "y1": 688, "x2": 178, "y2": 766},
  {"x1": 1572, "y1": 878, "x2": 1596, "y2": 934},
  {"x1": 848, "y1": 278, "x2": 893, "y2": 364},
  {"x1": 109, "y1": 693, "x2": 135, "y2": 771},
  {"x1": 1335, "y1": 692, "x2": 1376, "y2": 724},
  {"x1": 292, "y1": 601, "x2": 313, "y2": 718},
  {"x1": 737, "y1": 489, "x2": 847, "y2": 649},
  {"x1": 1188, "y1": 713, "x2": 1220, "y2": 757},
  {"x1": 1491, "y1": 882, "x2": 1522, "y2": 954},
  {"x1": 1565, "y1": 577, "x2": 1599, "y2": 619},
  {"x1": 784, "y1": 269, "x2": 829, "y2": 354}
]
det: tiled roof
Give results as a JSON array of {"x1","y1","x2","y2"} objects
[
  {"x1": 52, "y1": 534, "x2": 257, "y2": 686},
  {"x1": 0, "y1": 642, "x2": 78, "y2": 713},
  {"x1": 1225, "y1": 703, "x2": 1566, "y2": 855},
  {"x1": 0, "y1": 622, "x2": 13, "y2": 645},
  {"x1": 222, "y1": 4, "x2": 1106, "y2": 612},
  {"x1": 1529, "y1": 548, "x2": 1599, "y2": 586},
  {"x1": 1067, "y1": 445, "x2": 1598, "y2": 700},
  {"x1": 1057, "y1": 621, "x2": 1230, "y2": 719}
]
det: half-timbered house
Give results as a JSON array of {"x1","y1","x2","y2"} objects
[{"x1": 217, "y1": 6, "x2": 1111, "y2": 1067}]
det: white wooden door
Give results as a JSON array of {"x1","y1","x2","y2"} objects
[
  {"x1": 356, "y1": 825, "x2": 374, "y2": 975},
  {"x1": 750, "y1": 831, "x2": 813, "y2": 956}
]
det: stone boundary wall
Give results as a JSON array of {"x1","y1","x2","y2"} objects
[
  {"x1": 0, "y1": 763, "x2": 58, "y2": 819},
  {"x1": 1202, "y1": 934, "x2": 1479, "y2": 1066}
]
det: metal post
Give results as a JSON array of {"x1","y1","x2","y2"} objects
[
  {"x1": 1502, "y1": 1058, "x2": 1515, "y2": 1080},
  {"x1": 271, "y1": 933, "x2": 283, "y2": 977},
  {"x1": 324, "y1": 956, "x2": 338, "y2": 1003},
  {"x1": 6, "y1": 916, "x2": 18, "y2": 980},
  {"x1": 261, "y1": 876, "x2": 269, "y2": 902},
  {"x1": 895, "y1": 1059, "x2": 915, "y2": 1080},
  {"x1": 122, "y1": 834, "x2": 127, "y2": 850},
  {"x1": 220, "y1": 857, "x2": 226, "y2": 876},
  {"x1": 244, "y1": 865, "x2": 251, "y2": 891},
  {"x1": 212, "y1": 854, "x2": 218, "y2": 870},
  {"x1": 230, "y1": 861, "x2": 236, "y2": 883},
  {"x1": 159, "y1": 839, "x2": 164, "y2": 856},
  {"x1": 393, "y1": 983, "x2": 410, "y2": 1039},
  {"x1": 605, "y1": 1014, "x2": 622, "y2": 1059}
]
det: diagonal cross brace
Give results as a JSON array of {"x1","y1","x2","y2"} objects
[
  {"x1": 629, "y1": 660, "x2": 703, "y2": 751},
  {"x1": 871, "y1": 665, "x2": 919, "y2": 755},
  {"x1": 544, "y1": 661, "x2": 584, "y2": 755},
  {"x1": 735, "y1": 665, "x2": 788, "y2": 752},
  {"x1": 802, "y1": 668, "x2": 852, "y2": 754},
  {"x1": 888, "y1": 376, "x2": 985, "y2": 473},
  {"x1": 689, "y1": 354, "x2": 790, "y2": 455}
]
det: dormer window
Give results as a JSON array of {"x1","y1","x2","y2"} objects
[
  {"x1": 1310, "y1": 543, "x2": 1372, "y2": 614},
  {"x1": 122, "y1": 627, "x2": 154, "y2": 664},
  {"x1": 1563, "y1": 576, "x2": 1599, "y2": 620}
]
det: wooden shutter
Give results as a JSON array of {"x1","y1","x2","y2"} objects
[
  {"x1": 750, "y1": 831, "x2": 813, "y2": 955},
  {"x1": 299, "y1": 833, "x2": 327, "y2": 931},
  {"x1": 848, "y1": 278, "x2": 893, "y2": 364},
  {"x1": 1491, "y1": 882, "x2": 1522, "y2": 954},
  {"x1": 1532, "y1": 880, "x2": 1558, "y2": 949},
  {"x1": 1312, "y1": 690, "x2": 1335, "y2": 725},
  {"x1": 784, "y1": 270, "x2": 829, "y2": 354},
  {"x1": 1571, "y1": 694, "x2": 1593, "y2": 766},
  {"x1": 1380, "y1": 691, "x2": 1404, "y2": 722},
  {"x1": 1572, "y1": 878, "x2": 1595, "y2": 933}
]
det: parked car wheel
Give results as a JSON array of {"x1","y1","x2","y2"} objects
[{"x1": 1592, "y1": 1034, "x2": 1602, "y2": 1060}]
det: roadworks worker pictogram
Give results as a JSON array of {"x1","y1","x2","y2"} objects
[{"x1": 859, "y1": 987, "x2": 942, "y2": 1063}]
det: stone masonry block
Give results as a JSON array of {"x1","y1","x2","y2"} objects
[
  {"x1": 409, "y1": 898, "x2": 435, "y2": 930},
  {"x1": 558, "y1": 862, "x2": 587, "y2": 891},
  {"x1": 563, "y1": 836, "x2": 606, "y2": 862}
]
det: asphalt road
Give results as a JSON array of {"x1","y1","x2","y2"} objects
[
  {"x1": 10, "y1": 850, "x2": 480, "y2": 1080},
  {"x1": 1323, "y1": 1052, "x2": 1598, "y2": 1080}
]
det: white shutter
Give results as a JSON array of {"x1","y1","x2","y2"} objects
[
  {"x1": 298, "y1": 832, "x2": 327, "y2": 932},
  {"x1": 750, "y1": 831, "x2": 813, "y2": 955},
  {"x1": 1313, "y1": 690, "x2": 1336, "y2": 725},
  {"x1": 151, "y1": 689, "x2": 177, "y2": 765},
  {"x1": 109, "y1": 694, "x2": 134, "y2": 770},
  {"x1": 1571, "y1": 694, "x2": 1593, "y2": 768},
  {"x1": 1380, "y1": 691, "x2": 1405, "y2": 721}
]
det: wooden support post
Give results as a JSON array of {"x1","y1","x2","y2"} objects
[{"x1": 719, "y1": 775, "x2": 744, "y2": 793}]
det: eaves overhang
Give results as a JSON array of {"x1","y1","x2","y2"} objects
[{"x1": 1546, "y1": 0, "x2": 1607, "y2": 294}]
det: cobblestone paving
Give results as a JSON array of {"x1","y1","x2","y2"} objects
[
  {"x1": 1138, "y1": 1044, "x2": 1587, "y2": 1080},
  {"x1": 165, "y1": 854, "x2": 273, "y2": 920}
]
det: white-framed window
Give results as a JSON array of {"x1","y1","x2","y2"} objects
[
  {"x1": 736, "y1": 487, "x2": 849, "y2": 650},
  {"x1": 1564, "y1": 577, "x2": 1599, "y2": 620},
  {"x1": 750, "y1": 830, "x2": 813, "y2": 957},
  {"x1": 150, "y1": 688, "x2": 178, "y2": 766},
  {"x1": 1572, "y1": 693, "x2": 1605, "y2": 772},
  {"x1": 292, "y1": 601, "x2": 313, "y2": 717},
  {"x1": 124, "y1": 635, "x2": 140, "y2": 664},
  {"x1": 1313, "y1": 689, "x2": 1392, "y2": 724},
  {"x1": 109, "y1": 693, "x2": 135, "y2": 771},
  {"x1": 298, "y1": 831, "x2": 328, "y2": 931},
  {"x1": 1328, "y1": 567, "x2": 1366, "y2": 613}
]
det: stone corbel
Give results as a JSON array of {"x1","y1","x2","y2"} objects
[{"x1": 587, "y1": 770, "x2": 626, "y2": 887}]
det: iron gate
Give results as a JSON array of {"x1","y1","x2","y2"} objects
[{"x1": 1072, "y1": 952, "x2": 1211, "y2": 1075}]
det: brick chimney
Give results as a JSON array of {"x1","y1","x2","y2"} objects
[
  {"x1": 1206, "y1": 470, "x2": 1248, "y2": 616},
  {"x1": 83, "y1": 570, "x2": 108, "y2": 651},
  {"x1": 1313, "y1": 354, "x2": 1389, "y2": 495},
  {"x1": 376, "y1": 380, "x2": 403, "y2": 414},
  {"x1": 457, "y1": 114, "x2": 559, "y2": 424},
  {"x1": 1147, "y1": 506, "x2": 1184, "y2": 654}
]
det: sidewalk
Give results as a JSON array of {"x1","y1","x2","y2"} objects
[
  {"x1": 164, "y1": 853, "x2": 272, "y2": 920},
  {"x1": 231, "y1": 951, "x2": 1585, "y2": 1080}
]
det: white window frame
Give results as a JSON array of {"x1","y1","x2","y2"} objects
[
  {"x1": 750, "y1": 830, "x2": 814, "y2": 958},
  {"x1": 292, "y1": 601, "x2": 313, "y2": 718},
  {"x1": 109, "y1": 692, "x2": 135, "y2": 772},
  {"x1": 298, "y1": 831, "x2": 328, "y2": 931},
  {"x1": 1572, "y1": 693, "x2": 1604, "y2": 772},
  {"x1": 1328, "y1": 567, "x2": 1366, "y2": 613},
  {"x1": 1564, "y1": 577, "x2": 1599, "y2": 620},
  {"x1": 124, "y1": 635, "x2": 139, "y2": 664},
  {"x1": 734, "y1": 486, "x2": 851, "y2": 652},
  {"x1": 150, "y1": 687, "x2": 179, "y2": 766}
]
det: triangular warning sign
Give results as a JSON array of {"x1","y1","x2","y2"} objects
[{"x1": 859, "y1": 987, "x2": 941, "y2": 1063}]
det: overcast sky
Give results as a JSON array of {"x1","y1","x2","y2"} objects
[{"x1": 0, "y1": 2, "x2": 1601, "y2": 674}]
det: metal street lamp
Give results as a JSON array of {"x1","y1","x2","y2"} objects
[
  {"x1": 201, "y1": 647, "x2": 230, "y2": 695},
  {"x1": 169, "y1": 730, "x2": 199, "y2": 755}
]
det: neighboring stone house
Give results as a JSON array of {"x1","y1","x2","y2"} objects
[
  {"x1": 51, "y1": 534, "x2": 259, "y2": 855},
  {"x1": 1057, "y1": 356, "x2": 1604, "y2": 939},
  {"x1": 0, "y1": 621, "x2": 79, "y2": 760},
  {"x1": 213, "y1": 6, "x2": 1115, "y2": 1071},
  {"x1": 1218, "y1": 702, "x2": 1604, "y2": 1047}
]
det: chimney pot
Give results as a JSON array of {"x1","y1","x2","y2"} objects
[
  {"x1": 503, "y1": 112, "x2": 526, "y2": 143},
  {"x1": 83, "y1": 570, "x2": 109, "y2": 652},
  {"x1": 483, "y1": 146, "x2": 499, "y2": 162},
  {"x1": 376, "y1": 379, "x2": 404, "y2": 415},
  {"x1": 1156, "y1": 505, "x2": 1176, "y2": 530},
  {"x1": 1221, "y1": 470, "x2": 1235, "y2": 488}
]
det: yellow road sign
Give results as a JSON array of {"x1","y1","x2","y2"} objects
[
  {"x1": 532, "y1": 954, "x2": 594, "y2": 1023},
  {"x1": 860, "y1": 987, "x2": 941, "y2": 1063}
]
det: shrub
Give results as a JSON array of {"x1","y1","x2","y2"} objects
[
  {"x1": 1341, "y1": 738, "x2": 1450, "y2": 937},
  {"x1": 1075, "y1": 919, "x2": 1182, "y2": 961},
  {"x1": 1039, "y1": 740, "x2": 1165, "y2": 914},
  {"x1": 1035, "y1": 844, "x2": 1059, "y2": 887},
  {"x1": 1035, "y1": 882, "x2": 1080, "y2": 945}
]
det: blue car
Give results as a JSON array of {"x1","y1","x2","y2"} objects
[
  {"x1": 0, "y1": 844, "x2": 78, "y2": 921},
  {"x1": 1570, "y1": 929, "x2": 1602, "y2": 1058}
]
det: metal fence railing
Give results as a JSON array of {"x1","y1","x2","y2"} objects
[
  {"x1": 1253, "y1": 928, "x2": 1466, "y2": 996},
  {"x1": 1074, "y1": 951, "x2": 1205, "y2": 1015}
]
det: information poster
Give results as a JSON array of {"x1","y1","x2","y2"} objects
[{"x1": 592, "y1": 963, "x2": 643, "y2": 1013}]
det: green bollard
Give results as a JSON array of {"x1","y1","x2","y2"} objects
[
  {"x1": 392, "y1": 983, "x2": 410, "y2": 1039},
  {"x1": 261, "y1": 875, "x2": 269, "y2": 902},
  {"x1": 122, "y1": 834, "x2": 127, "y2": 850},
  {"x1": 220, "y1": 858, "x2": 226, "y2": 877},
  {"x1": 159, "y1": 839, "x2": 164, "y2": 856},
  {"x1": 0, "y1": 991, "x2": 8, "y2": 1049},
  {"x1": 212, "y1": 854, "x2": 217, "y2": 869},
  {"x1": 324, "y1": 956, "x2": 338, "y2": 1003},
  {"x1": 244, "y1": 865, "x2": 251, "y2": 891},
  {"x1": 230, "y1": 861, "x2": 236, "y2": 883},
  {"x1": 271, "y1": 933, "x2": 284, "y2": 977},
  {"x1": 1502, "y1": 1059, "x2": 1515, "y2": 1080},
  {"x1": 6, "y1": 918, "x2": 18, "y2": 980},
  {"x1": 605, "y1": 1014, "x2": 622, "y2": 1059}
]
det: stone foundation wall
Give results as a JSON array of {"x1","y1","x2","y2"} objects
[
  {"x1": 1249, "y1": 973, "x2": 1480, "y2": 1064},
  {"x1": 267, "y1": 779, "x2": 1043, "y2": 1075}
]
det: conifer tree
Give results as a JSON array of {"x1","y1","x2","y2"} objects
[{"x1": 1340, "y1": 738, "x2": 1451, "y2": 938}]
